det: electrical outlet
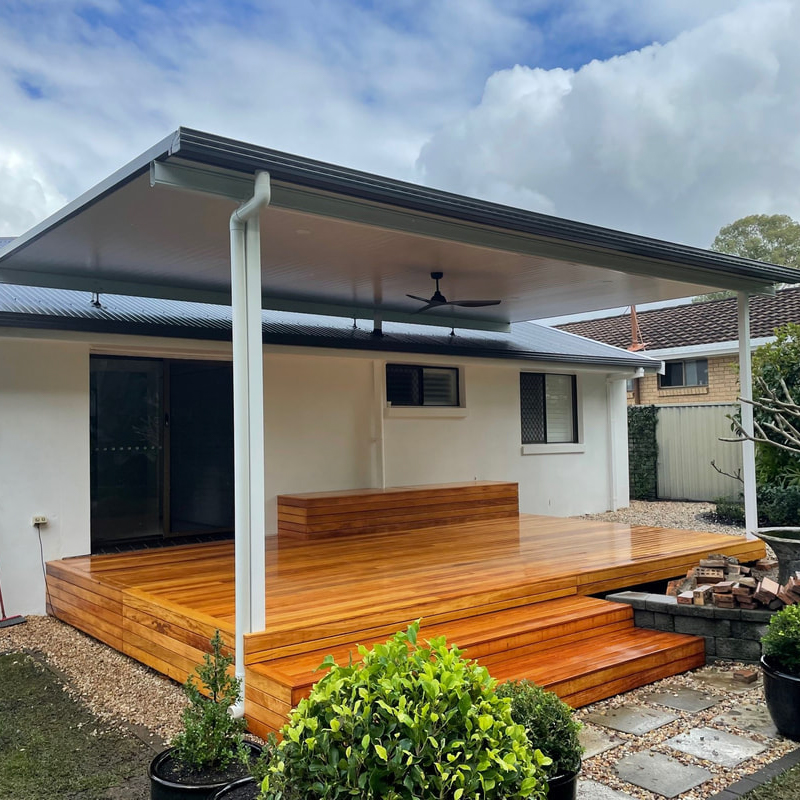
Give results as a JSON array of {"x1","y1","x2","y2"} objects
[{"x1": 32, "y1": 515, "x2": 48, "y2": 526}]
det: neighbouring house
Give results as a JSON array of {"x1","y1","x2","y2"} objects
[
  {"x1": 0, "y1": 129, "x2": 794, "y2": 697},
  {"x1": 556, "y1": 287, "x2": 800, "y2": 406}
]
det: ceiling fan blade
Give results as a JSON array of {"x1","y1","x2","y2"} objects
[
  {"x1": 414, "y1": 302, "x2": 450, "y2": 313},
  {"x1": 406, "y1": 294, "x2": 432, "y2": 303},
  {"x1": 451, "y1": 299, "x2": 502, "y2": 308}
]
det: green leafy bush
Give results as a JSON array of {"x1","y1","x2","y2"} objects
[
  {"x1": 628, "y1": 406, "x2": 658, "y2": 501},
  {"x1": 495, "y1": 680, "x2": 582, "y2": 778},
  {"x1": 713, "y1": 496, "x2": 745, "y2": 525},
  {"x1": 171, "y1": 630, "x2": 249, "y2": 771},
  {"x1": 762, "y1": 605, "x2": 800, "y2": 676},
  {"x1": 758, "y1": 484, "x2": 800, "y2": 527},
  {"x1": 261, "y1": 623, "x2": 549, "y2": 800}
]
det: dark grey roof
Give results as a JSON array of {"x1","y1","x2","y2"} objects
[{"x1": 0, "y1": 283, "x2": 658, "y2": 370}]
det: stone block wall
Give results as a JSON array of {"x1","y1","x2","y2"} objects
[{"x1": 607, "y1": 591, "x2": 770, "y2": 663}]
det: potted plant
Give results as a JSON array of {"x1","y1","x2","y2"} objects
[
  {"x1": 258, "y1": 622, "x2": 550, "y2": 799},
  {"x1": 211, "y1": 741, "x2": 273, "y2": 800},
  {"x1": 496, "y1": 680, "x2": 583, "y2": 800},
  {"x1": 149, "y1": 630, "x2": 262, "y2": 799},
  {"x1": 761, "y1": 604, "x2": 800, "y2": 741}
]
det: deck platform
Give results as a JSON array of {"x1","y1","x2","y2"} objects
[{"x1": 46, "y1": 513, "x2": 764, "y2": 738}]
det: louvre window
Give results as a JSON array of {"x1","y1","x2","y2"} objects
[
  {"x1": 520, "y1": 372, "x2": 578, "y2": 444},
  {"x1": 386, "y1": 364, "x2": 459, "y2": 407},
  {"x1": 659, "y1": 359, "x2": 708, "y2": 388}
]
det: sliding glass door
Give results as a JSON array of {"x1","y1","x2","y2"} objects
[{"x1": 90, "y1": 356, "x2": 234, "y2": 550}]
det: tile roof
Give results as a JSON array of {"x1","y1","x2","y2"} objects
[
  {"x1": 0, "y1": 283, "x2": 658, "y2": 370},
  {"x1": 555, "y1": 286, "x2": 800, "y2": 351}
]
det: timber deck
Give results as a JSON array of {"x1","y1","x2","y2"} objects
[{"x1": 46, "y1": 513, "x2": 765, "y2": 738}]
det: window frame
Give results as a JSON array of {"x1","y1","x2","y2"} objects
[
  {"x1": 385, "y1": 363, "x2": 461, "y2": 408},
  {"x1": 658, "y1": 358, "x2": 709, "y2": 389},
  {"x1": 520, "y1": 371, "x2": 579, "y2": 447}
]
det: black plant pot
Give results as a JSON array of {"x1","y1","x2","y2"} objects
[
  {"x1": 210, "y1": 777, "x2": 259, "y2": 800},
  {"x1": 762, "y1": 656, "x2": 800, "y2": 741},
  {"x1": 149, "y1": 742, "x2": 262, "y2": 800},
  {"x1": 547, "y1": 768, "x2": 580, "y2": 800}
]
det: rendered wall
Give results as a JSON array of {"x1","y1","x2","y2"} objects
[
  {"x1": 0, "y1": 332, "x2": 629, "y2": 612},
  {"x1": 0, "y1": 339, "x2": 90, "y2": 616}
]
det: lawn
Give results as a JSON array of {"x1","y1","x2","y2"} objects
[
  {"x1": 745, "y1": 764, "x2": 800, "y2": 800},
  {"x1": 0, "y1": 652, "x2": 154, "y2": 799}
]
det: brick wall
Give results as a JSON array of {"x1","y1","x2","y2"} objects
[{"x1": 629, "y1": 355, "x2": 739, "y2": 406}]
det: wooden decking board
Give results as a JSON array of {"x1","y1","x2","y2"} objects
[{"x1": 46, "y1": 509, "x2": 764, "y2": 737}]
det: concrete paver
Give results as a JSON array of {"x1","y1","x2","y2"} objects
[
  {"x1": 643, "y1": 685, "x2": 721, "y2": 712},
  {"x1": 614, "y1": 751, "x2": 713, "y2": 798},
  {"x1": 585, "y1": 705, "x2": 677, "y2": 735},
  {"x1": 665, "y1": 727, "x2": 767, "y2": 768}
]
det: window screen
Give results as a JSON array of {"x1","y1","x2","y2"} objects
[
  {"x1": 520, "y1": 372, "x2": 577, "y2": 444},
  {"x1": 386, "y1": 365, "x2": 459, "y2": 406}
]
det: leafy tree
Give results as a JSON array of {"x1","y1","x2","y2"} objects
[{"x1": 694, "y1": 214, "x2": 800, "y2": 303}]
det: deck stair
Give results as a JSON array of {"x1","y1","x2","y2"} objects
[{"x1": 244, "y1": 595, "x2": 705, "y2": 736}]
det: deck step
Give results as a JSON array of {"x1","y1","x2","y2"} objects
[
  {"x1": 487, "y1": 628, "x2": 706, "y2": 709},
  {"x1": 249, "y1": 596, "x2": 633, "y2": 701},
  {"x1": 244, "y1": 600, "x2": 704, "y2": 738}
]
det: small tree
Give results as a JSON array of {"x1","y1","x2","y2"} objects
[{"x1": 171, "y1": 630, "x2": 248, "y2": 771}]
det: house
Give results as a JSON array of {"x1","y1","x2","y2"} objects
[
  {"x1": 556, "y1": 287, "x2": 800, "y2": 406},
  {"x1": 0, "y1": 128, "x2": 792, "y2": 726}
]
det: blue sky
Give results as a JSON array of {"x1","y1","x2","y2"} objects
[{"x1": 1, "y1": 0, "x2": 799, "y2": 257}]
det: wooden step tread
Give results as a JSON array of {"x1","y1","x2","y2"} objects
[
  {"x1": 487, "y1": 627, "x2": 705, "y2": 704},
  {"x1": 249, "y1": 596, "x2": 633, "y2": 688}
]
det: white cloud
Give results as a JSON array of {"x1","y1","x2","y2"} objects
[{"x1": 419, "y1": 0, "x2": 800, "y2": 247}]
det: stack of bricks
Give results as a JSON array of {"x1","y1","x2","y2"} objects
[{"x1": 668, "y1": 555, "x2": 799, "y2": 610}]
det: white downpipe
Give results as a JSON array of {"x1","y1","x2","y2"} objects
[
  {"x1": 230, "y1": 171, "x2": 271, "y2": 716},
  {"x1": 738, "y1": 292, "x2": 758, "y2": 533}
]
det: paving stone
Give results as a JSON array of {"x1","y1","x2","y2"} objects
[
  {"x1": 643, "y1": 685, "x2": 721, "y2": 712},
  {"x1": 584, "y1": 705, "x2": 677, "y2": 735},
  {"x1": 578, "y1": 779, "x2": 636, "y2": 800},
  {"x1": 713, "y1": 704, "x2": 779, "y2": 738},
  {"x1": 579, "y1": 725, "x2": 624, "y2": 759},
  {"x1": 614, "y1": 751, "x2": 712, "y2": 798},
  {"x1": 693, "y1": 671, "x2": 762, "y2": 693},
  {"x1": 665, "y1": 727, "x2": 767, "y2": 767}
]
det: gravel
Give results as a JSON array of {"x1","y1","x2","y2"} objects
[{"x1": 581, "y1": 500, "x2": 746, "y2": 537}]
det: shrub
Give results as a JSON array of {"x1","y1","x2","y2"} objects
[
  {"x1": 261, "y1": 623, "x2": 549, "y2": 800},
  {"x1": 171, "y1": 630, "x2": 249, "y2": 771},
  {"x1": 758, "y1": 484, "x2": 800, "y2": 527},
  {"x1": 762, "y1": 605, "x2": 800, "y2": 676},
  {"x1": 713, "y1": 496, "x2": 745, "y2": 525},
  {"x1": 495, "y1": 680, "x2": 582, "y2": 778}
]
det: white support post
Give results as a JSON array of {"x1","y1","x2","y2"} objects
[
  {"x1": 738, "y1": 292, "x2": 758, "y2": 533},
  {"x1": 230, "y1": 172, "x2": 271, "y2": 713}
]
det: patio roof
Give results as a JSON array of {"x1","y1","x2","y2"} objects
[{"x1": 0, "y1": 128, "x2": 796, "y2": 331}]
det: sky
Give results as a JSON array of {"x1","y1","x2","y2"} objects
[{"x1": 1, "y1": 0, "x2": 800, "y2": 263}]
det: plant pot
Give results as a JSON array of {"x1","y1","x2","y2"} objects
[
  {"x1": 547, "y1": 768, "x2": 580, "y2": 800},
  {"x1": 753, "y1": 528, "x2": 800, "y2": 585},
  {"x1": 762, "y1": 655, "x2": 800, "y2": 741},
  {"x1": 210, "y1": 777, "x2": 259, "y2": 800},
  {"x1": 149, "y1": 742, "x2": 262, "y2": 800}
]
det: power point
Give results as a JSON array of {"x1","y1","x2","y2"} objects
[{"x1": 32, "y1": 515, "x2": 48, "y2": 526}]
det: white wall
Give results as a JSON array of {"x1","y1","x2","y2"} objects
[
  {"x1": 382, "y1": 363, "x2": 620, "y2": 517},
  {"x1": 0, "y1": 339, "x2": 90, "y2": 615},
  {"x1": 0, "y1": 329, "x2": 631, "y2": 612}
]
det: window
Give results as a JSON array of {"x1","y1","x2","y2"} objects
[
  {"x1": 659, "y1": 359, "x2": 708, "y2": 388},
  {"x1": 520, "y1": 372, "x2": 578, "y2": 444},
  {"x1": 386, "y1": 364, "x2": 459, "y2": 407},
  {"x1": 626, "y1": 378, "x2": 636, "y2": 393}
]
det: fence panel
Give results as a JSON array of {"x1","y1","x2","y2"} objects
[{"x1": 655, "y1": 403, "x2": 742, "y2": 501}]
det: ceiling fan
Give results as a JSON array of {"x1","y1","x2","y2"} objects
[{"x1": 406, "y1": 271, "x2": 502, "y2": 313}]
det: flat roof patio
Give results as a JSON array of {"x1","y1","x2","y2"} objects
[{"x1": 46, "y1": 512, "x2": 764, "y2": 737}]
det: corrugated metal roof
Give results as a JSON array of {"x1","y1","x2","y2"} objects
[{"x1": 0, "y1": 283, "x2": 659, "y2": 370}]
